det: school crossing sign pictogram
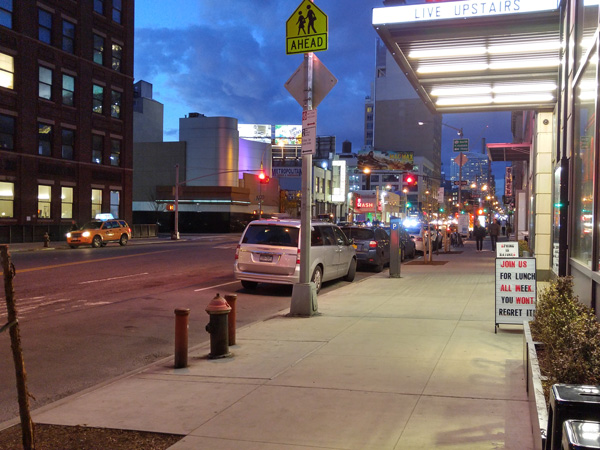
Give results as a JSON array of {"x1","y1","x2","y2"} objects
[{"x1": 286, "y1": 0, "x2": 328, "y2": 55}]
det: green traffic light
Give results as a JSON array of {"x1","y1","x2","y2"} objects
[{"x1": 406, "y1": 202, "x2": 412, "y2": 208}]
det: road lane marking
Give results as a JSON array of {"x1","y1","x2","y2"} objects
[
  {"x1": 78, "y1": 272, "x2": 149, "y2": 284},
  {"x1": 194, "y1": 281, "x2": 239, "y2": 292},
  {"x1": 13, "y1": 249, "x2": 174, "y2": 273}
]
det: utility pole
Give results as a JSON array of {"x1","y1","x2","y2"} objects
[{"x1": 172, "y1": 164, "x2": 180, "y2": 240}]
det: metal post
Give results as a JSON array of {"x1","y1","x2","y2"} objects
[
  {"x1": 174, "y1": 308, "x2": 190, "y2": 368},
  {"x1": 258, "y1": 181, "x2": 262, "y2": 219},
  {"x1": 458, "y1": 152, "x2": 463, "y2": 207},
  {"x1": 173, "y1": 164, "x2": 180, "y2": 240},
  {"x1": 224, "y1": 294, "x2": 237, "y2": 346}
]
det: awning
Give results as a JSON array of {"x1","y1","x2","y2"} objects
[
  {"x1": 372, "y1": 1, "x2": 561, "y2": 114},
  {"x1": 486, "y1": 142, "x2": 532, "y2": 162}
]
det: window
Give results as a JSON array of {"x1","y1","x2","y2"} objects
[
  {"x1": 92, "y1": 134, "x2": 103, "y2": 164},
  {"x1": 91, "y1": 188, "x2": 102, "y2": 218},
  {"x1": 110, "y1": 139, "x2": 120, "y2": 166},
  {"x1": 0, "y1": 114, "x2": 14, "y2": 149},
  {"x1": 0, "y1": 52, "x2": 14, "y2": 89},
  {"x1": 572, "y1": 60, "x2": 596, "y2": 267},
  {"x1": 39, "y1": 66, "x2": 52, "y2": 100},
  {"x1": 93, "y1": 34, "x2": 104, "y2": 65},
  {"x1": 110, "y1": 190, "x2": 120, "y2": 218},
  {"x1": 38, "y1": 185, "x2": 51, "y2": 219},
  {"x1": 92, "y1": 84, "x2": 103, "y2": 113},
  {"x1": 62, "y1": 74, "x2": 74, "y2": 106},
  {"x1": 111, "y1": 90, "x2": 121, "y2": 118},
  {"x1": 0, "y1": 0, "x2": 13, "y2": 29},
  {"x1": 0, "y1": 181, "x2": 13, "y2": 217},
  {"x1": 38, "y1": 123, "x2": 53, "y2": 156},
  {"x1": 61, "y1": 187, "x2": 73, "y2": 219},
  {"x1": 62, "y1": 129, "x2": 74, "y2": 160},
  {"x1": 111, "y1": 43, "x2": 122, "y2": 72},
  {"x1": 112, "y1": 0, "x2": 122, "y2": 23},
  {"x1": 93, "y1": 0, "x2": 104, "y2": 15},
  {"x1": 39, "y1": 9, "x2": 52, "y2": 44},
  {"x1": 62, "y1": 20, "x2": 75, "y2": 54}
]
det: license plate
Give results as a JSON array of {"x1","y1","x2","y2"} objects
[{"x1": 259, "y1": 254, "x2": 273, "y2": 262}]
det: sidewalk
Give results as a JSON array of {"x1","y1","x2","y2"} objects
[{"x1": 10, "y1": 238, "x2": 534, "y2": 449}]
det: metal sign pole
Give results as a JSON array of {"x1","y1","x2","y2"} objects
[{"x1": 290, "y1": 51, "x2": 317, "y2": 316}]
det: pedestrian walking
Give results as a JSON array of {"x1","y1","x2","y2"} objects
[
  {"x1": 473, "y1": 224, "x2": 485, "y2": 251},
  {"x1": 506, "y1": 223, "x2": 512, "y2": 241},
  {"x1": 488, "y1": 219, "x2": 501, "y2": 252}
]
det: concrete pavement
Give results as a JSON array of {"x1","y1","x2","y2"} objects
[{"x1": 3, "y1": 237, "x2": 534, "y2": 449}]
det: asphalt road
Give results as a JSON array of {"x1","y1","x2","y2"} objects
[{"x1": 0, "y1": 235, "x2": 375, "y2": 424}]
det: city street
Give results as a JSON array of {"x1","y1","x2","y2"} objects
[{"x1": 0, "y1": 235, "x2": 374, "y2": 423}]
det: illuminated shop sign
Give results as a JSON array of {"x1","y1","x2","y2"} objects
[
  {"x1": 372, "y1": 0, "x2": 559, "y2": 25},
  {"x1": 356, "y1": 197, "x2": 375, "y2": 210}
]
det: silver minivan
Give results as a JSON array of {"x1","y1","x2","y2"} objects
[{"x1": 234, "y1": 219, "x2": 357, "y2": 292}]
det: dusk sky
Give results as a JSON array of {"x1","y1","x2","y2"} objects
[{"x1": 134, "y1": 0, "x2": 512, "y2": 194}]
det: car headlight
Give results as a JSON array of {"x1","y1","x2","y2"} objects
[
  {"x1": 82, "y1": 231, "x2": 91, "y2": 237},
  {"x1": 66, "y1": 232, "x2": 71, "y2": 238}
]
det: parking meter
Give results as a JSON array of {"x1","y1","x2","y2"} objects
[{"x1": 390, "y1": 217, "x2": 402, "y2": 278}]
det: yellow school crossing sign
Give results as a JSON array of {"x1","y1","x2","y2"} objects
[{"x1": 286, "y1": 0, "x2": 328, "y2": 55}]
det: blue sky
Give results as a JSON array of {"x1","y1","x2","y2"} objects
[{"x1": 134, "y1": 0, "x2": 512, "y2": 194}]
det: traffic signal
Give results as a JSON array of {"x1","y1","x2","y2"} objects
[
  {"x1": 404, "y1": 173, "x2": 418, "y2": 191},
  {"x1": 258, "y1": 171, "x2": 270, "y2": 184},
  {"x1": 477, "y1": 208, "x2": 484, "y2": 215}
]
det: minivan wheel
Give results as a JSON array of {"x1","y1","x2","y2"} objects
[
  {"x1": 241, "y1": 280, "x2": 258, "y2": 290},
  {"x1": 119, "y1": 234, "x2": 128, "y2": 246},
  {"x1": 344, "y1": 258, "x2": 356, "y2": 282},
  {"x1": 374, "y1": 255, "x2": 384, "y2": 273},
  {"x1": 91, "y1": 236, "x2": 102, "y2": 248},
  {"x1": 311, "y1": 266, "x2": 323, "y2": 293}
]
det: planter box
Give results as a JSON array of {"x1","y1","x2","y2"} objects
[{"x1": 523, "y1": 321, "x2": 548, "y2": 450}]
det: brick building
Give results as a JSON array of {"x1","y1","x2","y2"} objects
[{"x1": 0, "y1": 0, "x2": 134, "y2": 242}]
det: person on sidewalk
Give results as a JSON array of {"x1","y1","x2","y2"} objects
[
  {"x1": 506, "y1": 222, "x2": 512, "y2": 241},
  {"x1": 488, "y1": 219, "x2": 501, "y2": 251},
  {"x1": 473, "y1": 224, "x2": 486, "y2": 251}
]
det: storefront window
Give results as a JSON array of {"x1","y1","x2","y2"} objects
[{"x1": 571, "y1": 58, "x2": 596, "y2": 267}]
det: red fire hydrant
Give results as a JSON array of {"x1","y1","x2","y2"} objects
[
  {"x1": 205, "y1": 293, "x2": 232, "y2": 359},
  {"x1": 43, "y1": 232, "x2": 50, "y2": 248}
]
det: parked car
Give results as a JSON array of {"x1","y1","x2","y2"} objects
[
  {"x1": 66, "y1": 219, "x2": 131, "y2": 248},
  {"x1": 234, "y1": 219, "x2": 357, "y2": 293},
  {"x1": 405, "y1": 223, "x2": 442, "y2": 254},
  {"x1": 341, "y1": 226, "x2": 390, "y2": 271}
]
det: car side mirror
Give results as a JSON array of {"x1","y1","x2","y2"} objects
[{"x1": 347, "y1": 238, "x2": 354, "y2": 245}]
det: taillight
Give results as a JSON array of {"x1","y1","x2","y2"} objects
[
  {"x1": 235, "y1": 244, "x2": 240, "y2": 260},
  {"x1": 296, "y1": 249, "x2": 301, "y2": 265},
  {"x1": 369, "y1": 241, "x2": 377, "y2": 248}
]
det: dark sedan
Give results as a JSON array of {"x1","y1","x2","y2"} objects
[{"x1": 341, "y1": 226, "x2": 390, "y2": 272}]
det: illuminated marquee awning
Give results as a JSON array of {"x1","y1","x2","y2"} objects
[{"x1": 372, "y1": 0, "x2": 561, "y2": 113}]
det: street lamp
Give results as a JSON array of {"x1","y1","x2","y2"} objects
[{"x1": 363, "y1": 167, "x2": 371, "y2": 190}]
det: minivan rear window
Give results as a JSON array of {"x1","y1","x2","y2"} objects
[{"x1": 242, "y1": 225, "x2": 300, "y2": 247}]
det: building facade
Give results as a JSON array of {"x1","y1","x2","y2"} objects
[{"x1": 0, "y1": 0, "x2": 134, "y2": 243}]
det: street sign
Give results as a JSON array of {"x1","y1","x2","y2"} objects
[
  {"x1": 454, "y1": 153, "x2": 468, "y2": 167},
  {"x1": 284, "y1": 53, "x2": 337, "y2": 108},
  {"x1": 453, "y1": 138, "x2": 469, "y2": 152},
  {"x1": 301, "y1": 109, "x2": 317, "y2": 155},
  {"x1": 286, "y1": 0, "x2": 328, "y2": 55},
  {"x1": 453, "y1": 180, "x2": 468, "y2": 185}
]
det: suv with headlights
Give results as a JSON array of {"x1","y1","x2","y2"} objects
[
  {"x1": 67, "y1": 219, "x2": 131, "y2": 248},
  {"x1": 234, "y1": 219, "x2": 357, "y2": 293}
]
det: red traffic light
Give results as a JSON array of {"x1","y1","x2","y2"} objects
[{"x1": 258, "y1": 171, "x2": 266, "y2": 180}]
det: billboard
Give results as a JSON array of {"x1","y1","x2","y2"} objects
[
  {"x1": 274, "y1": 125, "x2": 302, "y2": 145},
  {"x1": 238, "y1": 124, "x2": 272, "y2": 143},
  {"x1": 357, "y1": 150, "x2": 414, "y2": 171}
]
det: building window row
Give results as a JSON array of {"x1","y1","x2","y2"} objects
[
  {"x1": 30, "y1": 119, "x2": 121, "y2": 166},
  {"x1": 33, "y1": 63, "x2": 121, "y2": 119},
  {"x1": 35, "y1": 8, "x2": 123, "y2": 71},
  {"x1": 0, "y1": 181, "x2": 120, "y2": 221},
  {"x1": 94, "y1": 0, "x2": 123, "y2": 24}
]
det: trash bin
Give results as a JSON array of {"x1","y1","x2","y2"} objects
[
  {"x1": 546, "y1": 384, "x2": 600, "y2": 450},
  {"x1": 562, "y1": 420, "x2": 600, "y2": 449}
]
